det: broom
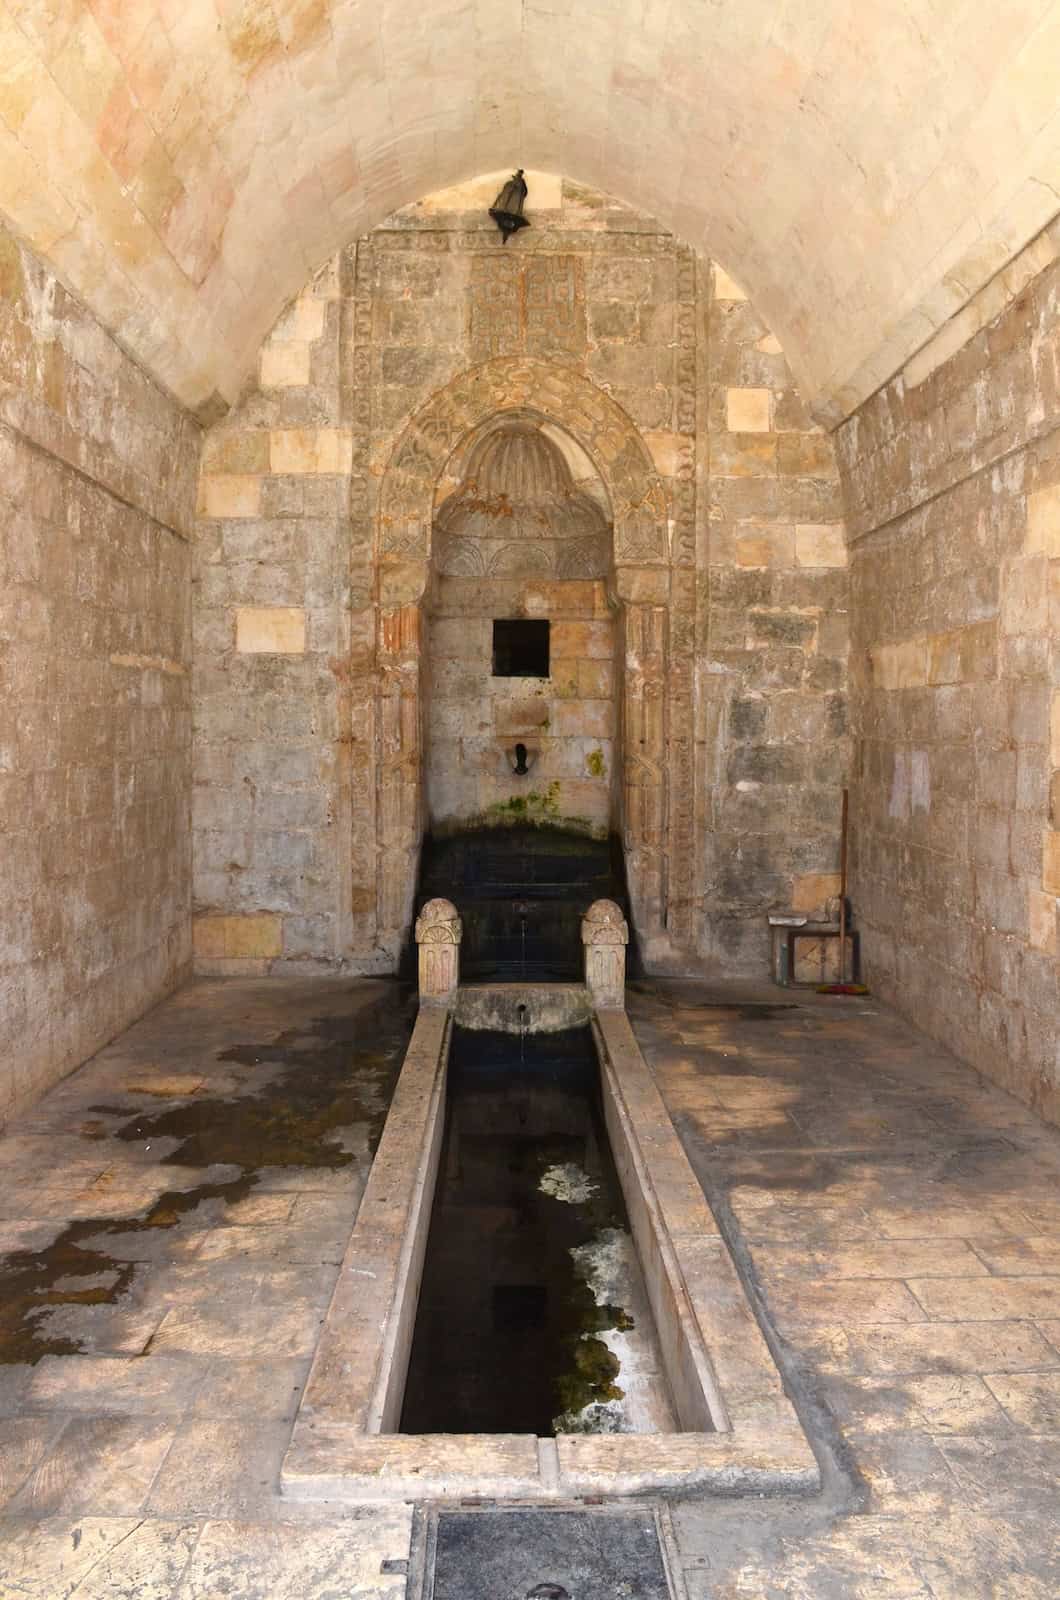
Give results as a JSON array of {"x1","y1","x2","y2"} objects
[{"x1": 817, "y1": 788, "x2": 869, "y2": 996}]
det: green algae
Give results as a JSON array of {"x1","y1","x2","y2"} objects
[
  {"x1": 531, "y1": 1146, "x2": 639, "y2": 1434},
  {"x1": 555, "y1": 1333, "x2": 624, "y2": 1415},
  {"x1": 487, "y1": 780, "x2": 562, "y2": 824}
]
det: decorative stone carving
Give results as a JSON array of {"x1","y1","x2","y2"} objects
[
  {"x1": 415, "y1": 897, "x2": 462, "y2": 1003},
  {"x1": 623, "y1": 605, "x2": 667, "y2": 939},
  {"x1": 372, "y1": 357, "x2": 676, "y2": 963},
  {"x1": 377, "y1": 358, "x2": 665, "y2": 574},
  {"x1": 468, "y1": 254, "x2": 586, "y2": 361},
  {"x1": 433, "y1": 419, "x2": 614, "y2": 582},
  {"x1": 488, "y1": 541, "x2": 554, "y2": 577},
  {"x1": 555, "y1": 535, "x2": 610, "y2": 579},
  {"x1": 582, "y1": 899, "x2": 629, "y2": 1009},
  {"x1": 435, "y1": 421, "x2": 610, "y2": 546},
  {"x1": 434, "y1": 535, "x2": 488, "y2": 576}
]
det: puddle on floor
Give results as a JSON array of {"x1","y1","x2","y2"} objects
[
  {"x1": 399, "y1": 1024, "x2": 676, "y2": 1437},
  {"x1": 0, "y1": 985, "x2": 416, "y2": 1365}
]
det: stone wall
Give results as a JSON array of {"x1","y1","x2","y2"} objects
[
  {"x1": 193, "y1": 178, "x2": 847, "y2": 975},
  {"x1": 427, "y1": 578, "x2": 616, "y2": 834},
  {"x1": 0, "y1": 224, "x2": 199, "y2": 1123},
  {"x1": 700, "y1": 267, "x2": 850, "y2": 971},
  {"x1": 193, "y1": 259, "x2": 354, "y2": 973},
  {"x1": 837, "y1": 253, "x2": 1060, "y2": 1124}
]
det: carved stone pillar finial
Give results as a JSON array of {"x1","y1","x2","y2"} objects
[
  {"x1": 415, "y1": 897, "x2": 462, "y2": 1005},
  {"x1": 582, "y1": 898, "x2": 629, "y2": 1009}
]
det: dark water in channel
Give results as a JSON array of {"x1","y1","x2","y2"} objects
[{"x1": 400, "y1": 1025, "x2": 648, "y2": 1437}]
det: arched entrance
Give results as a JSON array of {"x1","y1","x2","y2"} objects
[
  {"x1": 425, "y1": 414, "x2": 616, "y2": 831},
  {"x1": 364, "y1": 356, "x2": 694, "y2": 968}
]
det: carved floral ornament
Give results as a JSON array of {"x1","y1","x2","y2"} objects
[
  {"x1": 377, "y1": 358, "x2": 668, "y2": 577},
  {"x1": 581, "y1": 899, "x2": 630, "y2": 946},
  {"x1": 415, "y1": 898, "x2": 463, "y2": 945},
  {"x1": 433, "y1": 419, "x2": 612, "y2": 579}
]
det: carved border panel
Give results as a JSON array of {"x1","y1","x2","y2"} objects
[
  {"x1": 368, "y1": 357, "x2": 679, "y2": 959},
  {"x1": 351, "y1": 225, "x2": 699, "y2": 968},
  {"x1": 666, "y1": 246, "x2": 699, "y2": 948}
]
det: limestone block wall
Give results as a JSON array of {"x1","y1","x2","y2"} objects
[
  {"x1": 427, "y1": 577, "x2": 616, "y2": 833},
  {"x1": 0, "y1": 224, "x2": 199, "y2": 1123},
  {"x1": 699, "y1": 268, "x2": 850, "y2": 971},
  {"x1": 192, "y1": 260, "x2": 356, "y2": 973},
  {"x1": 836, "y1": 253, "x2": 1060, "y2": 1124},
  {"x1": 192, "y1": 179, "x2": 847, "y2": 975}
]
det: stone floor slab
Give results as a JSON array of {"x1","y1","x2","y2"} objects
[
  {"x1": 177, "y1": 1512, "x2": 412, "y2": 1599},
  {"x1": 24, "y1": 1354, "x2": 205, "y2": 1415},
  {"x1": 7, "y1": 1416, "x2": 176, "y2": 1518},
  {"x1": 146, "y1": 1419, "x2": 293, "y2": 1517},
  {"x1": 982, "y1": 1371, "x2": 1060, "y2": 1430},
  {"x1": 0, "y1": 976, "x2": 1058, "y2": 1597}
]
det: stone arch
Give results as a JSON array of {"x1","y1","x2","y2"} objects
[
  {"x1": 372, "y1": 357, "x2": 682, "y2": 966},
  {"x1": 376, "y1": 357, "x2": 669, "y2": 590},
  {"x1": 431, "y1": 414, "x2": 612, "y2": 582},
  {"x1": 433, "y1": 407, "x2": 613, "y2": 533}
]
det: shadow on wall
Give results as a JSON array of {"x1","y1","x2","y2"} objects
[{"x1": 412, "y1": 827, "x2": 635, "y2": 981}]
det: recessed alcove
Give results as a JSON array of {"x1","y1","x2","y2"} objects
[
  {"x1": 492, "y1": 618, "x2": 551, "y2": 678},
  {"x1": 425, "y1": 417, "x2": 618, "y2": 841}
]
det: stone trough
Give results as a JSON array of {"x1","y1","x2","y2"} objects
[{"x1": 279, "y1": 902, "x2": 818, "y2": 1502}]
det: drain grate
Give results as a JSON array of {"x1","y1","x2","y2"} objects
[{"x1": 427, "y1": 1508, "x2": 675, "y2": 1600}]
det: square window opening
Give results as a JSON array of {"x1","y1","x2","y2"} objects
[{"x1": 492, "y1": 618, "x2": 550, "y2": 678}]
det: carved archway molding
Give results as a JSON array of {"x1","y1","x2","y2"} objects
[
  {"x1": 366, "y1": 356, "x2": 693, "y2": 967},
  {"x1": 376, "y1": 357, "x2": 668, "y2": 585}
]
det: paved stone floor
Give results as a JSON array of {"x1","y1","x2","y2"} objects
[{"x1": 0, "y1": 975, "x2": 1058, "y2": 1597}]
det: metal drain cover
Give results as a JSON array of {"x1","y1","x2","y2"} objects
[{"x1": 429, "y1": 1509, "x2": 673, "y2": 1600}]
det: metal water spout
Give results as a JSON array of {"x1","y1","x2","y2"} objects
[{"x1": 509, "y1": 742, "x2": 535, "y2": 776}]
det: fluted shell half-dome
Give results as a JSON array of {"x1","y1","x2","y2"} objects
[
  {"x1": 468, "y1": 424, "x2": 572, "y2": 500},
  {"x1": 434, "y1": 423, "x2": 611, "y2": 579}
]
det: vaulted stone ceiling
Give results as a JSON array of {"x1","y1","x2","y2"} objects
[{"x1": 3, "y1": 0, "x2": 1059, "y2": 421}]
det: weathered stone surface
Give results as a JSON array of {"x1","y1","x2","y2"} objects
[
  {"x1": 0, "y1": 223, "x2": 197, "y2": 1124},
  {"x1": 583, "y1": 899, "x2": 629, "y2": 1008},
  {"x1": 2, "y1": 974, "x2": 1060, "y2": 1587},
  {"x1": 187, "y1": 184, "x2": 845, "y2": 979},
  {"x1": 837, "y1": 243, "x2": 1060, "y2": 1125}
]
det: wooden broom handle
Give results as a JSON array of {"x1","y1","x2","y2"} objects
[{"x1": 838, "y1": 788, "x2": 848, "y2": 983}]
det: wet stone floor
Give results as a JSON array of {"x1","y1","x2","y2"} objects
[{"x1": 0, "y1": 975, "x2": 1058, "y2": 1597}]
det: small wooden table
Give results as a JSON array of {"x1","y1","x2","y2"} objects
[{"x1": 768, "y1": 916, "x2": 860, "y2": 986}]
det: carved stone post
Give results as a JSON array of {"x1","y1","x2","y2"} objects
[
  {"x1": 415, "y1": 898, "x2": 462, "y2": 1005},
  {"x1": 582, "y1": 899, "x2": 629, "y2": 1010},
  {"x1": 621, "y1": 603, "x2": 668, "y2": 959}
]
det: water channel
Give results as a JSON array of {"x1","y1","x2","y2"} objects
[{"x1": 400, "y1": 1023, "x2": 676, "y2": 1437}]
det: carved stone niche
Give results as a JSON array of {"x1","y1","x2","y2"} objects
[
  {"x1": 415, "y1": 897, "x2": 462, "y2": 1004},
  {"x1": 433, "y1": 420, "x2": 611, "y2": 580},
  {"x1": 581, "y1": 898, "x2": 629, "y2": 1010}
]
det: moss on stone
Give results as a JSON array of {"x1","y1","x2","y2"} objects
[{"x1": 555, "y1": 1334, "x2": 624, "y2": 1415}]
